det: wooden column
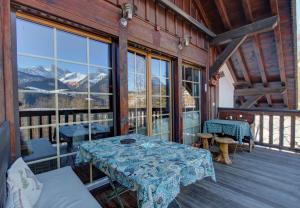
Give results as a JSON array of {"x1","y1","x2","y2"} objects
[
  {"x1": 116, "y1": 27, "x2": 129, "y2": 135},
  {"x1": 0, "y1": 0, "x2": 6, "y2": 124},
  {"x1": 1, "y1": 3, "x2": 20, "y2": 160},
  {"x1": 173, "y1": 57, "x2": 183, "y2": 143}
]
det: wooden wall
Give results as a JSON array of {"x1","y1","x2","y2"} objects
[{"x1": 0, "y1": 0, "x2": 211, "y2": 157}]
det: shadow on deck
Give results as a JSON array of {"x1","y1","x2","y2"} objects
[{"x1": 91, "y1": 147, "x2": 300, "y2": 208}]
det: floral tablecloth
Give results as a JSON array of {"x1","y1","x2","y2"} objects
[
  {"x1": 203, "y1": 119, "x2": 253, "y2": 143},
  {"x1": 76, "y1": 134, "x2": 216, "y2": 208}
]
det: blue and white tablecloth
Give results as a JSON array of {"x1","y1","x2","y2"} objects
[
  {"x1": 203, "y1": 119, "x2": 253, "y2": 143},
  {"x1": 76, "y1": 134, "x2": 215, "y2": 208}
]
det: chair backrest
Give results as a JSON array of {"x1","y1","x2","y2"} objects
[{"x1": 0, "y1": 121, "x2": 10, "y2": 208}]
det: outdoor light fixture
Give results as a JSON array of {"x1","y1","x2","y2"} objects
[
  {"x1": 120, "y1": 3, "x2": 137, "y2": 28},
  {"x1": 178, "y1": 36, "x2": 191, "y2": 50}
]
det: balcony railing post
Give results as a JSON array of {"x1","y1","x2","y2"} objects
[
  {"x1": 259, "y1": 114, "x2": 263, "y2": 143},
  {"x1": 269, "y1": 115, "x2": 273, "y2": 145},
  {"x1": 291, "y1": 115, "x2": 295, "y2": 149},
  {"x1": 279, "y1": 115, "x2": 284, "y2": 148}
]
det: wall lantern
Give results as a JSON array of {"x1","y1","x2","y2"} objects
[
  {"x1": 120, "y1": 3, "x2": 137, "y2": 28},
  {"x1": 178, "y1": 36, "x2": 191, "y2": 50}
]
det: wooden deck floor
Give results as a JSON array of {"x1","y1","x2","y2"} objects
[{"x1": 91, "y1": 147, "x2": 300, "y2": 208}]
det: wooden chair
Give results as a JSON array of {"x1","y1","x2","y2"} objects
[
  {"x1": 215, "y1": 137, "x2": 238, "y2": 165},
  {"x1": 196, "y1": 133, "x2": 213, "y2": 150}
]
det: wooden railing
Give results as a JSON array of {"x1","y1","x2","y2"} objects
[
  {"x1": 19, "y1": 109, "x2": 113, "y2": 141},
  {"x1": 218, "y1": 108, "x2": 300, "y2": 153}
]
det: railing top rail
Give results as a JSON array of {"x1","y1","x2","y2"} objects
[{"x1": 218, "y1": 107, "x2": 300, "y2": 115}]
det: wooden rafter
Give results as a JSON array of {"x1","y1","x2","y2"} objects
[
  {"x1": 242, "y1": 0, "x2": 273, "y2": 106},
  {"x1": 211, "y1": 16, "x2": 278, "y2": 45},
  {"x1": 157, "y1": 0, "x2": 216, "y2": 37},
  {"x1": 209, "y1": 36, "x2": 247, "y2": 78},
  {"x1": 193, "y1": 0, "x2": 211, "y2": 29},
  {"x1": 214, "y1": 0, "x2": 231, "y2": 29},
  {"x1": 269, "y1": 0, "x2": 289, "y2": 108},
  {"x1": 234, "y1": 49, "x2": 252, "y2": 84},
  {"x1": 240, "y1": 95, "x2": 264, "y2": 108},
  {"x1": 235, "y1": 86, "x2": 286, "y2": 97}
]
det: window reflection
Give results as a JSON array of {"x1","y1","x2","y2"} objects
[
  {"x1": 17, "y1": 19, "x2": 54, "y2": 57},
  {"x1": 16, "y1": 18, "x2": 114, "y2": 177},
  {"x1": 182, "y1": 65, "x2": 201, "y2": 145},
  {"x1": 57, "y1": 30, "x2": 87, "y2": 63},
  {"x1": 18, "y1": 56, "x2": 55, "y2": 91}
]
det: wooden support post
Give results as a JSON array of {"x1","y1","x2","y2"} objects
[
  {"x1": 116, "y1": 27, "x2": 129, "y2": 135},
  {"x1": 2, "y1": 4, "x2": 20, "y2": 160},
  {"x1": 173, "y1": 57, "x2": 183, "y2": 143},
  {"x1": 209, "y1": 36, "x2": 247, "y2": 78}
]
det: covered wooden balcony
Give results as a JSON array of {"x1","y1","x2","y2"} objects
[{"x1": 0, "y1": 0, "x2": 299, "y2": 208}]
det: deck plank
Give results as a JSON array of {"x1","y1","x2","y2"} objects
[{"x1": 91, "y1": 147, "x2": 300, "y2": 208}]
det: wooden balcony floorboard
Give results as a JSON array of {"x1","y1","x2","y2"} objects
[{"x1": 91, "y1": 146, "x2": 300, "y2": 208}]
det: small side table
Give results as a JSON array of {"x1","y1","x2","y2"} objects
[
  {"x1": 196, "y1": 133, "x2": 213, "y2": 150},
  {"x1": 215, "y1": 137, "x2": 237, "y2": 165}
]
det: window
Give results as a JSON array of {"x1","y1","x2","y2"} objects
[
  {"x1": 182, "y1": 65, "x2": 201, "y2": 145},
  {"x1": 16, "y1": 16, "x2": 113, "y2": 182},
  {"x1": 128, "y1": 50, "x2": 172, "y2": 140}
]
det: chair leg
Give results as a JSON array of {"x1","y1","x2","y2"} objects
[{"x1": 108, "y1": 178, "x2": 124, "y2": 208}]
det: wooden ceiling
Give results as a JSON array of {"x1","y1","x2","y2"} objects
[{"x1": 201, "y1": 0, "x2": 297, "y2": 109}]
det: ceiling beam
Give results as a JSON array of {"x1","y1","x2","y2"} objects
[
  {"x1": 269, "y1": 0, "x2": 289, "y2": 107},
  {"x1": 234, "y1": 49, "x2": 252, "y2": 84},
  {"x1": 235, "y1": 87, "x2": 286, "y2": 97},
  {"x1": 242, "y1": 1, "x2": 273, "y2": 106},
  {"x1": 211, "y1": 16, "x2": 278, "y2": 45},
  {"x1": 193, "y1": 0, "x2": 211, "y2": 29},
  {"x1": 156, "y1": 0, "x2": 216, "y2": 38},
  {"x1": 209, "y1": 36, "x2": 247, "y2": 78},
  {"x1": 214, "y1": 0, "x2": 231, "y2": 29},
  {"x1": 240, "y1": 95, "x2": 264, "y2": 108}
]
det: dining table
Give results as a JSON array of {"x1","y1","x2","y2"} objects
[
  {"x1": 76, "y1": 134, "x2": 216, "y2": 208},
  {"x1": 203, "y1": 119, "x2": 254, "y2": 144}
]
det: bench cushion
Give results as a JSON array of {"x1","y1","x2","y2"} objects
[{"x1": 35, "y1": 166, "x2": 101, "y2": 208}]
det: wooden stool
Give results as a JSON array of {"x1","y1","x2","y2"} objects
[
  {"x1": 215, "y1": 137, "x2": 237, "y2": 165},
  {"x1": 196, "y1": 133, "x2": 213, "y2": 150}
]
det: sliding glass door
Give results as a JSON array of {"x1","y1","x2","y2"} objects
[
  {"x1": 182, "y1": 65, "x2": 201, "y2": 145},
  {"x1": 16, "y1": 15, "x2": 114, "y2": 181},
  {"x1": 128, "y1": 50, "x2": 172, "y2": 140}
]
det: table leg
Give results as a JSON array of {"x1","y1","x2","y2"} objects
[
  {"x1": 108, "y1": 177, "x2": 124, "y2": 208},
  {"x1": 216, "y1": 143, "x2": 232, "y2": 165},
  {"x1": 202, "y1": 138, "x2": 209, "y2": 150}
]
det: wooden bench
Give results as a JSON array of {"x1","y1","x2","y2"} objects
[{"x1": 0, "y1": 121, "x2": 102, "y2": 208}]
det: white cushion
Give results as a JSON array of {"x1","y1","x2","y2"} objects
[
  {"x1": 6, "y1": 180, "x2": 32, "y2": 208},
  {"x1": 7, "y1": 158, "x2": 43, "y2": 207}
]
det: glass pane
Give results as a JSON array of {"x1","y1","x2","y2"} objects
[
  {"x1": 161, "y1": 79, "x2": 169, "y2": 96},
  {"x1": 18, "y1": 56, "x2": 55, "y2": 91},
  {"x1": 137, "y1": 97, "x2": 147, "y2": 113},
  {"x1": 28, "y1": 159, "x2": 57, "y2": 174},
  {"x1": 91, "y1": 121, "x2": 114, "y2": 140},
  {"x1": 59, "y1": 123, "x2": 89, "y2": 153},
  {"x1": 161, "y1": 115, "x2": 170, "y2": 134},
  {"x1": 151, "y1": 58, "x2": 160, "y2": 77},
  {"x1": 19, "y1": 92, "x2": 55, "y2": 111},
  {"x1": 160, "y1": 61, "x2": 169, "y2": 78},
  {"x1": 136, "y1": 54, "x2": 146, "y2": 74},
  {"x1": 193, "y1": 83, "x2": 200, "y2": 97},
  {"x1": 185, "y1": 67, "x2": 192, "y2": 81},
  {"x1": 193, "y1": 70, "x2": 199, "y2": 82},
  {"x1": 89, "y1": 39, "x2": 110, "y2": 67},
  {"x1": 58, "y1": 93, "x2": 88, "y2": 110},
  {"x1": 152, "y1": 77, "x2": 160, "y2": 95},
  {"x1": 21, "y1": 128, "x2": 57, "y2": 162},
  {"x1": 136, "y1": 74, "x2": 146, "y2": 94},
  {"x1": 57, "y1": 62, "x2": 88, "y2": 93},
  {"x1": 17, "y1": 19, "x2": 54, "y2": 57},
  {"x1": 161, "y1": 97, "x2": 170, "y2": 114},
  {"x1": 152, "y1": 97, "x2": 161, "y2": 109},
  {"x1": 89, "y1": 67, "x2": 111, "y2": 93},
  {"x1": 152, "y1": 116, "x2": 161, "y2": 134},
  {"x1": 128, "y1": 52, "x2": 135, "y2": 74},
  {"x1": 129, "y1": 118, "x2": 136, "y2": 133},
  {"x1": 57, "y1": 30, "x2": 87, "y2": 63},
  {"x1": 90, "y1": 111, "x2": 113, "y2": 121},
  {"x1": 90, "y1": 94, "x2": 111, "y2": 109},
  {"x1": 137, "y1": 117, "x2": 147, "y2": 135},
  {"x1": 128, "y1": 73, "x2": 135, "y2": 94}
]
